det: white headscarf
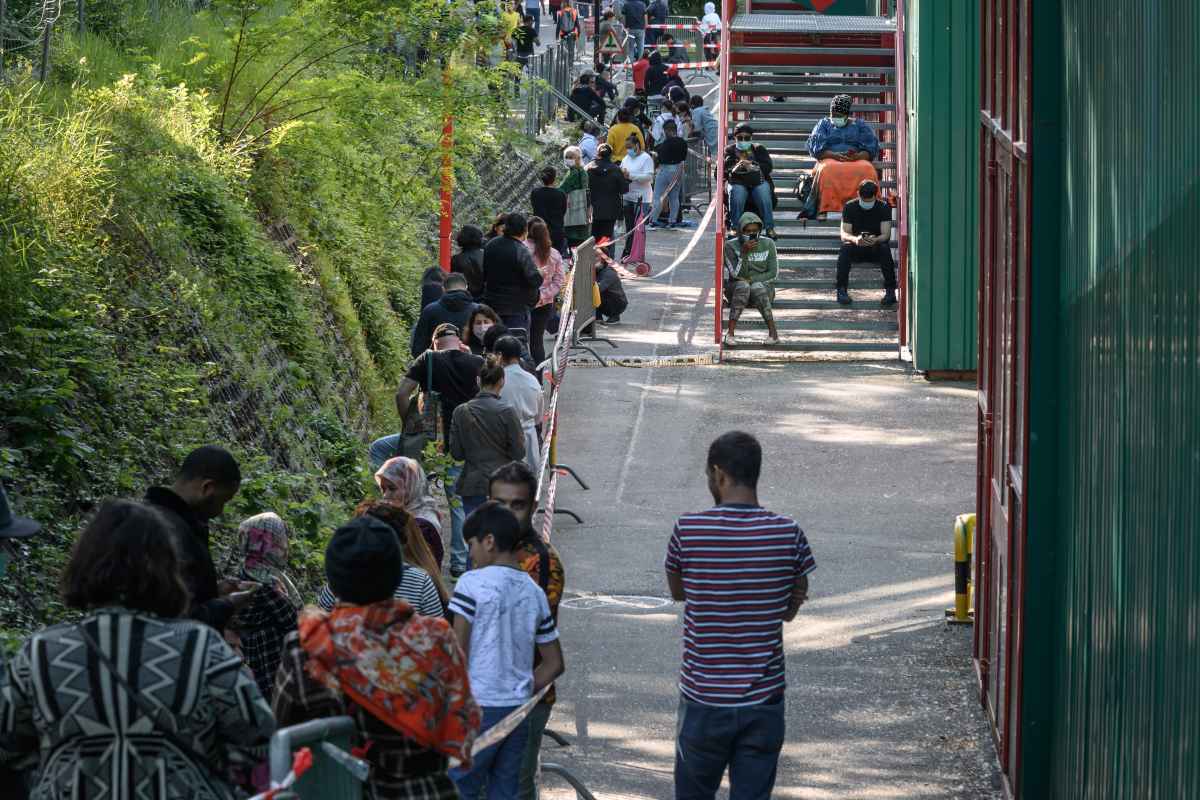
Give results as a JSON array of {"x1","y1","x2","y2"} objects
[{"x1": 701, "y1": 2, "x2": 722, "y2": 34}]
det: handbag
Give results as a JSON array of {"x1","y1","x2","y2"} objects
[
  {"x1": 401, "y1": 352, "x2": 439, "y2": 458},
  {"x1": 793, "y1": 170, "x2": 819, "y2": 220},
  {"x1": 565, "y1": 185, "x2": 589, "y2": 228}
]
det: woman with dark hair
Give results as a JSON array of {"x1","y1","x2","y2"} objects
[
  {"x1": 463, "y1": 304, "x2": 501, "y2": 356},
  {"x1": 485, "y1": 214, "x2": 506, "y2": 242},
  {"x1": 523, "y1": 217, "x2": 566, "y2": 365},
  {"x1": 316, "y1": 500, "x2": 448, "y2": 617},
  {"x1": 0, "y1": 500, "x2": 275, "y2": 800},
  {"x1": 451, "y1": 224, "x2": 486, "y2": 300},
  {"x1": 449, "y1": 355, "x2": 525, "y2": 519},
  {"x1": 530, "y1": 168, "x2": 568, "y2": 255},
  {"x1": 420, "y1": 266, "x2": 446, "y2": 310}
]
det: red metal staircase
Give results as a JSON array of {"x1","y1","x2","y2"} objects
[{"x1": 715, "y1": 3, "x2": 903, "y2": 362}]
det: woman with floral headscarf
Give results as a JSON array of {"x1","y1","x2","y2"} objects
[
  {"x1": 375, "y1": 456, "x2": 446, "y2": 570},
  {"x1": 229, "y1": 512, "x2": 300, "y2": 699}
]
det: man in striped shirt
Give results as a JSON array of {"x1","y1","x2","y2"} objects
[{"x1": 665, "y1": 431, "x2": 816, "y2": 800}]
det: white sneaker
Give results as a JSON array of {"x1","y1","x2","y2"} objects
[
  {"x1": 723, "y1": 334, "x2": 738, "y2": 346},
  {"x1": 766, "y1": 336, "x2": 780, "y2": 346}
]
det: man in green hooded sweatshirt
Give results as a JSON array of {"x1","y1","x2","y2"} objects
[{"x1": 723, "y1": 211, "x2": 780, "y2": 346}]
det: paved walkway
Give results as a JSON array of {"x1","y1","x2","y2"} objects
[{"x1": 533, "y1": 215, "x2": 1003, "y2": 798}]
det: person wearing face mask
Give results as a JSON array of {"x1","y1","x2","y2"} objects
[
  {"x1": 837, "y1": 180, "x2": 897, "y2": 308},
  {"x1": 560, "y1": 146, "x2": 592, "y2": 249},
  {"x1": 723, "y1": 122, "x2": 777, "y2": 238},
  {"x1": 808, "y1": 93, "x2": 881, "y2": 214},
  {"x1": 699, "y1": 1, "x2": 721, "y2": 62},
  {"x1": 464, "y1": 305, "x2": 502, "y2": 355},
  {"x1": 722, "y1": 212, "x2": 780, "y2": 346},
  {"x1": 619, "y1": 134, "x2": 655, "y2": 261}
]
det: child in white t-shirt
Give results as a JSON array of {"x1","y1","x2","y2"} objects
[{"x1": 448, "y1": 502, "x2": 565, "y2": 800}]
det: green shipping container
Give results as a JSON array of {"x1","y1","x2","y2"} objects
[
  {"x1": 1019, "y1": 0, "x2": 1200, "y2": 795},
  {"x1": 904, "y1": 0, "x2": 978, "y2": 372}
]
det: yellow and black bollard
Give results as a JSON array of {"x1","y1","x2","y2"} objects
[{"x1": 945, "y1": 513, "x2": 975, "y2": 625}]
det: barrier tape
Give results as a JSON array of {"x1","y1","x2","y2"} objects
[{"x1": 567, "y1": 353, "x2": 717, "y2": 368}]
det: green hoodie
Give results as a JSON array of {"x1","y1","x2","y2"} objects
[{"x1": 723, "y1": 211, "x2": 778, "y2": 284}]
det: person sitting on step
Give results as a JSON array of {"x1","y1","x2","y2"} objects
[
  {"x1": 723, "y1": 212, "x2": 780, "y2": 347},
  {"x1": 808, "y1": 93, "x2": 881, "y2": 215},
  {"x1": 723, "y1": 122, "x2": 776, "y2": 239},
  {"x1": 836, "y1": 180, "x2": 897, "y2": 308}
]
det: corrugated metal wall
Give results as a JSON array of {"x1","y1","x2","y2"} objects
[
  {"x1": 1023, "y1": 0, "x2": 1200, "y2": 795},
  {"x1": 905, "y1": 0, "x2": 978, "y2": 371}
]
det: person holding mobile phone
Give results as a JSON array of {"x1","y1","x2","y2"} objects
[{"x1": 837, "y1": 179, "x2": 897, "y2": 308}]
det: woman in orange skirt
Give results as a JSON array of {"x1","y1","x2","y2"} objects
[{"x1": 808, "y1": 93, "x2": 881, "y2": 214}]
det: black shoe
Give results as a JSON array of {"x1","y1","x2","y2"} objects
[
  {"x1": 881, "y1": 289, "x2": 898, "y2": 308},
  {"x1": 836, "y1": 287, "x2": 851, "y2": 305},
  {"x1": 598, "y1": 315, "x2": 620, "y2": 325}
]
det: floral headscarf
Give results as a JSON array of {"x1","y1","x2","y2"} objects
[
  {"x1": 299, "y1": 600, "x2": 481, "y2": 763},
  {"x1": 375, "y1": 457, "x2": 442, "y2": 534},
  {"x1": 238, "y1": 512, "x2": 290, "y2": 583}
]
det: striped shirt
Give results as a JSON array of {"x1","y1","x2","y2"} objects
[
  {"x1": 665, "y1": 504, "x2": 816, "y2": 706},
  {"x1": 317, "y1": 566, "x2": 446, "y2": 618}
]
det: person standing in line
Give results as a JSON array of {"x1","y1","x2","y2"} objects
[
  {"x1": 486, "y1": 462, "x2": 567, "y2": 800},
  {"x1": 645, "y1": 0, "x2": 668, "y2": 46},
  {"x1": 451, "y1": 224, "x2": 487, "y2": 300},
  {"x1": 374, "y1": 455, "x2": 446, "y2": 569},
  {"x1": 410, "y1": 272, "x2": 479, "y2": 356},
  {"x1": 370, "y1": 323, "x2": 484, "y2": 577},
  {"x1": 464, "y1": 305, "x2": 502, "y2": 356},
  {"x1": 494, "y1": 336, "x2": 544, "y2": 475},
  {"x1": 607, "y1": 107, "x2": 646, "y2": 161},
  {"x1": 622, "y1": 0, "x2": 647, "y2": 63},
  {"x1": 665, "y1": 431, "x2": 816, "y2": 800},
  {"x1": 577, "y1": 124, "x2": 600, "y2": 164},
  {"x1": 523, "y1": 217, "x2": 566, "y2": 366},
  {"x1": 689, "y1": 94, "x2": 718, "y2": 154},
  {"x1": 482, "y1": 212, "x2": 544, "y2": 334},
  {"x1": 631, "y1": 49, "x2": 651, "y2": 99},
  {"x1": 274, "y1": 516, "x2": 480, "y2": 799},
  {"x1": 531, "y1": 167, "x2": 568, "y2": 256},
  {"x1": 560, "y1": 146, "x2": 592, "y2": 249},
  {"x1": 699, "y1": 1, "x2": 722, "y2": 61},
  {"x1": 449, "y1": 356, "x2": 526, "y2": 519},
  {"x1": 1, "y1": 500, "x2": 276, "y2": 800},
  {"x1": 145, "y1": 445, "x2": 255, "y2": 633},
  {"x1": 586, "y1": 143, "x2": 629, "y2": 261},
  {"x1": 619, "y1": 134, "x2": 654, "y2": 261},
  {"x1": 514, "y1": 14, "x2": 538, "y2": 70},
  {"x1": 650, "y1": 119, "x2": 687, "y2": 230},
  {"x1": 448, "y1": 502, "x2": 564, "y2": 800},
  {"x1": 556, "y1": 0, "x2": 581, "y2": 62}
]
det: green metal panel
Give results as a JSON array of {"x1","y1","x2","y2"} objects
[
  {"x1": 1023, "y1": 0, "x2": 1200, "y2": 795},
  {"x1": 905, "y1": 0, "x2": 978, "y2": 371}
]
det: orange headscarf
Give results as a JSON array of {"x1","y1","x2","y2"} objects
[{"x1": 299, "y1": 600, "x2": 481, "y2": 763}]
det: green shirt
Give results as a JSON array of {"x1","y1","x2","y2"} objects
[{"x1": 724, "y1": 236, "x2": 778, "y2": 284}]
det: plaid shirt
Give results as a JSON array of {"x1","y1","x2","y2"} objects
[
  {"x1": 272, "y1": 633, "x2": 458, "y2": 800},
  {"x1": 520, "y1": 541, "x2": 564, "y2": 706},
  {"x1": 231, "y1": 585, "x2": 297, "y2": 699}
]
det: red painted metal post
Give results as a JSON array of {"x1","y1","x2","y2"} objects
[
  {"x1": 438, "y1": 71, "x2": 454, "y2": 273},
  {"x1": 713, "y1": 0, "x2": 733, "y2": 344}
]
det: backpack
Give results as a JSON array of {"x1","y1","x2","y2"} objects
[
  {"x1": 793, "y1": 170, "x2": 819, "y2": 220},
  {"x1": 558, "y1": 10, "x2": 579, "y2": 37}
]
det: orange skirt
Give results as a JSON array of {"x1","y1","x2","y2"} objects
[{"x1": 813, "y1": 159, "x2": 879, "y2": 213}]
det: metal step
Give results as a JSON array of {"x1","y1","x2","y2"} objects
[
  {"x1": 776, "y1": 278, "x2": 887, "y2": 290},
  {"x1": 729, "y1": 83, "x2": 897, "y2": 95},
  {"x1": 725, "y1": 63, "x2": 896, "y2": 75},
  {"x1": 726, "y1": 119, "x2": 897, "y2": 133},
  {"x1": 733, "y1": 316, "x2": 896, "y2": 330},
  {"x1": 725, "y1": 45, "x2": 894, "y2": 57},
  {"x1": 730, "y1": 13, "x2": 897, "y2": 34},
  {"x1": 769, "y1": 298, "x2": 897, "y2": 310},
  {"x1": 723, "y1": 340, "x2": 895, "y2": 352}
]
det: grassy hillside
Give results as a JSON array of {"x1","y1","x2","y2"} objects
[{"x1": 0, "y1": 0, "x2": 521, "y2": 643}]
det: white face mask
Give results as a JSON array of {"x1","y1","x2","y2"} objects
[
  {"x1": 859, "y1": 198, "x2": 876, "y2": 210},
  {"x1": 474, "y1": 323, "x2": 493, "y2": 338},
  {"x1": 564, "y1": 157, "x2": 577, "y2": 168},
  {"x1": 831, "y1": 115, "x2": 849, "y2": 128}
]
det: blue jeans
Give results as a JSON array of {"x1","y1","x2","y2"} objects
[
  {"x1": 452, "y1": 705, "x2": 531, "y2": 800},
  {"x1": 367, "y1": 434, "x2": 467, "y2": 572},
  {"x1": 461, "y1": 494, "x2": 486, "y2": 520},
  {"x1": 627, "y1": 28, "x2": 645, "y2": 62},
  {"x1": 654, "y1": 163, "x2": 684, "y2": 225},
  {"x1": 500, "y1": 310, "x2": 531, "y2": 337},
  {"x1": 728, "y1": 182, "x2": 774, "y2": 231},
  {"x1": 525, "y1": 4, "x2": 540, "y2": 32},
  {"x1": 674, "y1": 696, "x2": 785, "y2": 800}
]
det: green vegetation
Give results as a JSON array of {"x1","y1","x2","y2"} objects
[{"x1": 0, "y1": 0, "x2": 522, "y2": 639}]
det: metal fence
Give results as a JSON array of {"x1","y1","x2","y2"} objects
[{"x1": 520, "y1": 37, "x2": 583, "y2": 138}]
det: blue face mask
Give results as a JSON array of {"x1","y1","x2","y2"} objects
[
  {"x1": 736, "y1": 141, "x2": 753, "y2": 151},
  {"x1": 859, "y1": 198, "x2": 876, "y2": 209},
  {"x1": 831, "y1": 116, "x2": 849, "y2": 128}
]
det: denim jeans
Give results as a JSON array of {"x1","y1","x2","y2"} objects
[
  {"x1": 517, "y1": 701, "x2": 553, "y2": 800},
  {"x1": 461, "y1": 494, "x2": 486, "y2": 521},
  {"x1": 500, "y1": 310, "x2": 532, "y2": 337},
  {"x1": 654, "y1": 163, "x2": 684, "y2": 226},
  {"x1": 627, "y1": 28, "x2": 645, "y2": 62},
  {"x1": 367, "y1": 434, "x2": 467, "y2": 572},
  {"x1": 525, "y1": 4, "x2": 540, "y2": 32},
  {"x1": 728, "y1": 182, "x2": 774, "y2": 231},
  {"x1": 452, "y1": 705, "x2": 531, "y2": 800},
  {"x1": 674, "y1": 696, "x2": 785, "y2": 800}
]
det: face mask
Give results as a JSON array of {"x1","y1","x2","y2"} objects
[
  {"x1": 831, "y1": 116, "x2": 849, "y2": 128},
  {"x1": 736, "y1": 141, "x2": 752, "y2": 151},
  {"x1": 564, "y1": 157, "x2": 576, "y2": 168},
  {"x1": 474, "y1": 323, "x2": 493, "y2": 338},
  {"x1": 859, "y1": 198, "x2": 876, "y2": 209}
]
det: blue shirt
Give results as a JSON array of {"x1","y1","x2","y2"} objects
[
  {"x1": 807, "y1": 117, "x2": 880, "y2": 161},
  {"x1": 691, "y1": 106, "x2": 719, "y2": 152}
]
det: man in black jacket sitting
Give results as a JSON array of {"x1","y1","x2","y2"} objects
[
  {"x1": 410, "y1": 272, "x2": 478, "y2": 355},
  {"x1": 482, "y1": 212, "x2": 544, "y2": 334}
]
